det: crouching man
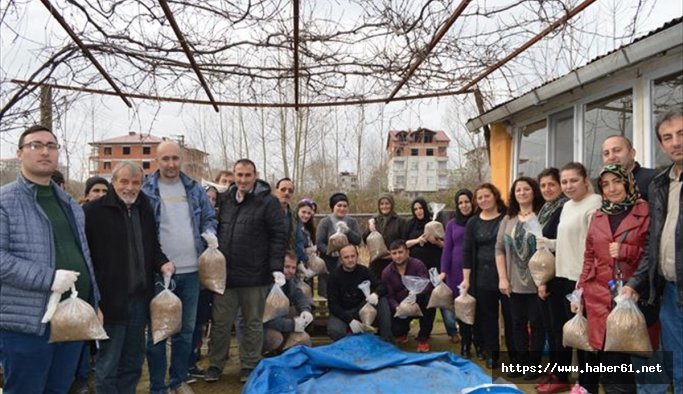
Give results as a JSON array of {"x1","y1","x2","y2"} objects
[
  {"x1": 263, "y1": 252, "x2": 314, "y2": 354},
  {"x1": 382, "y1": 240, "x2": 434, "y2": 352},
  {"x1": 327, "y1": 244, "x2": 392, "y2": 342}
]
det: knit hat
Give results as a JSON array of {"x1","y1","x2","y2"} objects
[
  {"x1": 329, "y1": 192, "x2": 349, "y2": 209},
  {"x1": 85, "y1": 176, "x2": 109, "y2": 196}
]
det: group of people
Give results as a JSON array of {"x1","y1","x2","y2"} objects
[{"x1": 0, "y1": 108, "x2": 680, "y2": 394}]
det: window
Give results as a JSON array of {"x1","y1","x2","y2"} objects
[
  {"x1": 426, "y1": 162, "x2": 433, "y2": 170},
  {"x1": 549, "y1": 109, "x2": 573, "y2": 168},
  {"x1": 103, "y1": 161, "x2": 112, "y2": 170},
  {"x1": 426, "y1": 177, "x2": 434, "y2": 185},
  {"x1": 122, "y1": 146, "x2": 131, "y2": 155},
  {"x1": 426, "y1": 148, "x2": 434, "y2": 156},
  {"x1": 410, "y1": 148, "x2": 419, "y2": 156},
  {"x1": 142, "y1": 161, "x2": 151, "y2": 170},
  {"x1": 103, "y1": 146, "x2": 112, "y2": 155},
  {"x1": 395, "y1": 176, "x2": 405, "y2": 186},
  {"x1": 395, "y1": 148, "x2": 403, "y2": 157},
  {"x1": 143, "y1": 146, "x2": 151, "y2": 155},
  {"x1": 584, "y1": 90, "x2": 633, "y2": 177},
  {"x1": 652, "y1": 72, "x2": 683, "y2": 169},
  {"x1": 410, "y1": 162, "x2": 418, "y2": 170},
  {"x1": 438, "y1": 161, "x2": 447, "y2": 170},
  {"x1": 394, "y1": 160, "x2": 404, "y2": 169},
  {"x1": 518, "y1": 120, "x2": 547, "y2": 177},
  {"x1": 424, "y1": 134, "x2": 433, "y2": 143}
]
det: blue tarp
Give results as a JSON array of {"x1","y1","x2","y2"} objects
[{"x1": 244, "y1": 334, "x2": 523, "y2": 393}]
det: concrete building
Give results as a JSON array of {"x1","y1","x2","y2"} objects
[
  {"x1": 339, "y1": 171, "x2": 358, "y2": 190},
  {"x1": 89, "y1": 131, "x2": 209, "y2": 180},
  {"x1": 386, "y1": 128, "x2": 450, "y2": 195},
  {"x1": 466, "y1": 18, "x2": 682, "y2": 195}
]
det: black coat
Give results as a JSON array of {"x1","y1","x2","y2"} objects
[
  {"x1": 217, "y1": 180, "x2": 286, "y2": 288},
  {"x1": 83, "y1": 188, "x2": 168, "y2": 324}
]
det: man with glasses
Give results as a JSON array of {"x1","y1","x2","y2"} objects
[
  {"x1": 0, "y1": 125, "x2": 101, "y2": 393},
  {"x1": 275, "y1": 177, "x2": 308, "y2": 264}
]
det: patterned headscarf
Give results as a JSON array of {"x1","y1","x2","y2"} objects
[{"x1": 598, "y1": 164, "x2": 640, "y2": 215}]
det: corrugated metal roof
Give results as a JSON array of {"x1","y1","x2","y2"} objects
[{"x1": 466, "y1": 17, "x2": 683, "y2": 128}]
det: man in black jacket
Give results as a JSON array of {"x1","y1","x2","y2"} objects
[
  {"x1": 206, "y1": 159, "x2": 286, "y2": 384},
  {"x1": 624, "y1": 109, "x2": 683, "y2": 391},
  {"x1": 601, "y1": 135, "x2": 658, "y2": 200},
  {"x1": 327, "y1": 244, "x2": 392, "y2": 342},
  {"x1": 83, "y1": 161, "x2": 174, "y2": 394}
]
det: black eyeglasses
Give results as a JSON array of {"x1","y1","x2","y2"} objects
[{"x1": 20, "y1": 141, "x2": 60, "y2": 151}]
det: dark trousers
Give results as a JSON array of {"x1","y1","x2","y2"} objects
[
  {"x1": 509, "y1": 292, "x2": 544, "y2": 366},
  {"x1": 96, "y1": 297, "x2": 148, "y2": 394},
  {"x1": 318, "y1": 254, "x2": 340, "y2": 298},
  {"x1": 0, "y1": 326, "x2": 83, "y2": 394},
  {"x1": 327, "y1": 298, "x2": 393, "y2": 342},
  {"x1": 188, "y1": 289, "x2": 214, "y2": 368},
  {"x1": 580, "y1": 351, "x2": 636, "y2": 394},
  {"x1": 477, "y1": 288, "x2": 515, "y2": 357},
  {"x1": 547, "y1": 277, "x2": 576, "y2": 381},
  {"x1": 391, "y1": 295, "x2": 436, "y2": 340}
]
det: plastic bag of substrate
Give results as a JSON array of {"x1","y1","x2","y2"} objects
[
  {"x1": 529, "y1": 246, "x2": 555, "y2": 287},
  {"x1": 198, "y1": 245, "x2": 226, "y2": 295},
  {"x1": 150, "y1": 275, "x2": 183, "y2": 344},
  {"x1": 604, "y1": 295, "x2": 652, "y2": 355},
  {"x1": 48, "y1": 286, "x2": 108, "y2": 343},
  {"x1": 424, "y1": 203, "x2": 445, "y2": 242},
  {"x1": 296, "y1": 278, "x2": 313, "y2": 300},
  {"x1": 454, "y1": 287, "x2": 476, "y2": 325},
  {"x1": 427, "y1": 267, "x2": 454, "y2": 310},
  {"x1": 283, "y1": 331, "x2": 312, "y2": 350},
  {"x1": 366, "y1": 219, "x2": 388, "y2": 261},
  {"x1": 308, "y1": 253, "x2": 328, "y2": 275},
  {"x1": 357, "y1": 280, "x2": 377, "y2": 325},
  {"x1": 327, "y1": 221, "x2": 350, "y2": 254},
  {"x1": 562, "y1": 289, "x2": 594, "y2": 352},
  {"x1": 263, "y1": 283, "x2": 290, "y2": 323},
  {"x1": 394, "y1": 275, "x2": 430, "y2": 318}
]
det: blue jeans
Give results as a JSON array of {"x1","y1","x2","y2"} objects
[
  {"x1": 441, "y1": 308, "x2": 458, "y2": 336},
  {"x1": 146, "y1": 272, "x2": 199, "y2": 392},
  {"x1": 660, "y1": 281, "x2": 683, "y2": 394},
  {"x1": 75, "y1": 341, "x2": 91, "y2": 381},
  {"x1": 0, "y1": 326, "x2": 83, "y2": 394},
  {"x1": 96, "y1": 297, "x2": 148, "y2": 394}
]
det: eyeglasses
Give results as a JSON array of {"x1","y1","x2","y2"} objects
[{"x1": 20, "y1": 141, "x2": 60, "y2": 151}]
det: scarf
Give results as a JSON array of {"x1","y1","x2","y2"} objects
[
  {"x1": 410, "y1": 198, "x2": 432, "y2": 232},
  {"x1": 454, "y1": 189, "x2": 474, "y2": 226},
  {"x1": 598, "y1": 164, "x2": 639, "y2": 215},
  {"x1": 376, "y1": 194, "x2": 396, "y2": 234},
  {"x1": 537, "y1": 195, "x2": 568, "y2": 228}
]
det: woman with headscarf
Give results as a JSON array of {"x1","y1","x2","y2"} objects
[
  {"x1": 434, "y1": 191, "x2": 472, "y2": 344},
  {"x1": 316, "y1": 192, "x2": 362, "y2": 297},
  {"x1": 364, "y1": 194, "x2": 408, "y2": 280},
  {"x1": 575, "y1": 164, "x2": 648, "y2": 394}
]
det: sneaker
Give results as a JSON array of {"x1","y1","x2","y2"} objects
[
  {"x1": 395, "y1": 335, "x2": 409, "y2": 344},
  {"x1": 169, "y1": 382, "x2": 195, "y2": 394},
  {"x1": 185, "y1": 374, "x2": 197, "y2": 384},
  {"x1": 204, "y1": 366, "x2": 221, "y2": 383},
  {"x1": 240, "y1": 368, "x2": 253, "y2": 384},
  {"x1": 188, "y1": 366, "x2": 205, "y2": 378},
  {"x1": 416, "y1": 340, "x2": 430, "y2": 353}
]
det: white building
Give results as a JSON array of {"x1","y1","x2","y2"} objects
[{"x1": 386, "y1": 128, "x2": 450, "y2": 194}]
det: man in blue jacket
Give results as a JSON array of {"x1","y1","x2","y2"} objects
[
  {"x1": 0, "y1": 125, "x2": 100, "y2": 393},
  {"x1": 142, "y1": 140, "x2": 217, "y2": 394}
]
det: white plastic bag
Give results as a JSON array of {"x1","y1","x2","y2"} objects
[
  {"x1": 263, "y1": 283, "x2": 290, "y2": 323},
  {"x1": 424, "y1": 203, "x2": 445, "y2": 242},
  {"x1": 454, "y1": 285, "x2": 476, "y2": 325},
  {"x1": 366, "y1": 219, "x2": 388, "y2": 261},
  {"x1": 307, "y1": 253, "x2": 328, "y2": 275},
  {"x1": 48, "y1": 286, "x2": 108, "y2": 343},
  {"x1": 394, "y1": 275, "x2": 430, "y2": 318},
  {"x1": 427, "y1": 267, "x2": 454, "y2": 310},
  {"x1": 562, "y1": 289, "x2": 594, "y2": 352},
  {"x1": 150, "y1": 275, "x2": 183, "y2": 344},
  {"x1": 198, "y1": 232, "x2": 226, "y2": 295},
  {"x1": 604, "y1": 295, "x2": 652, "y2": 355},
  {"x1": 327, "y1": 221, "x2": 350, "y2": 254},
  {"x1": 357, "y1": 280, "x2": 378, "y2": 326}
]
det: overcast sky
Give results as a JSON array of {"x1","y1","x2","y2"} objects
[{"x1": 1, "y1": 0, "x2": 681, "y2": 181}]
